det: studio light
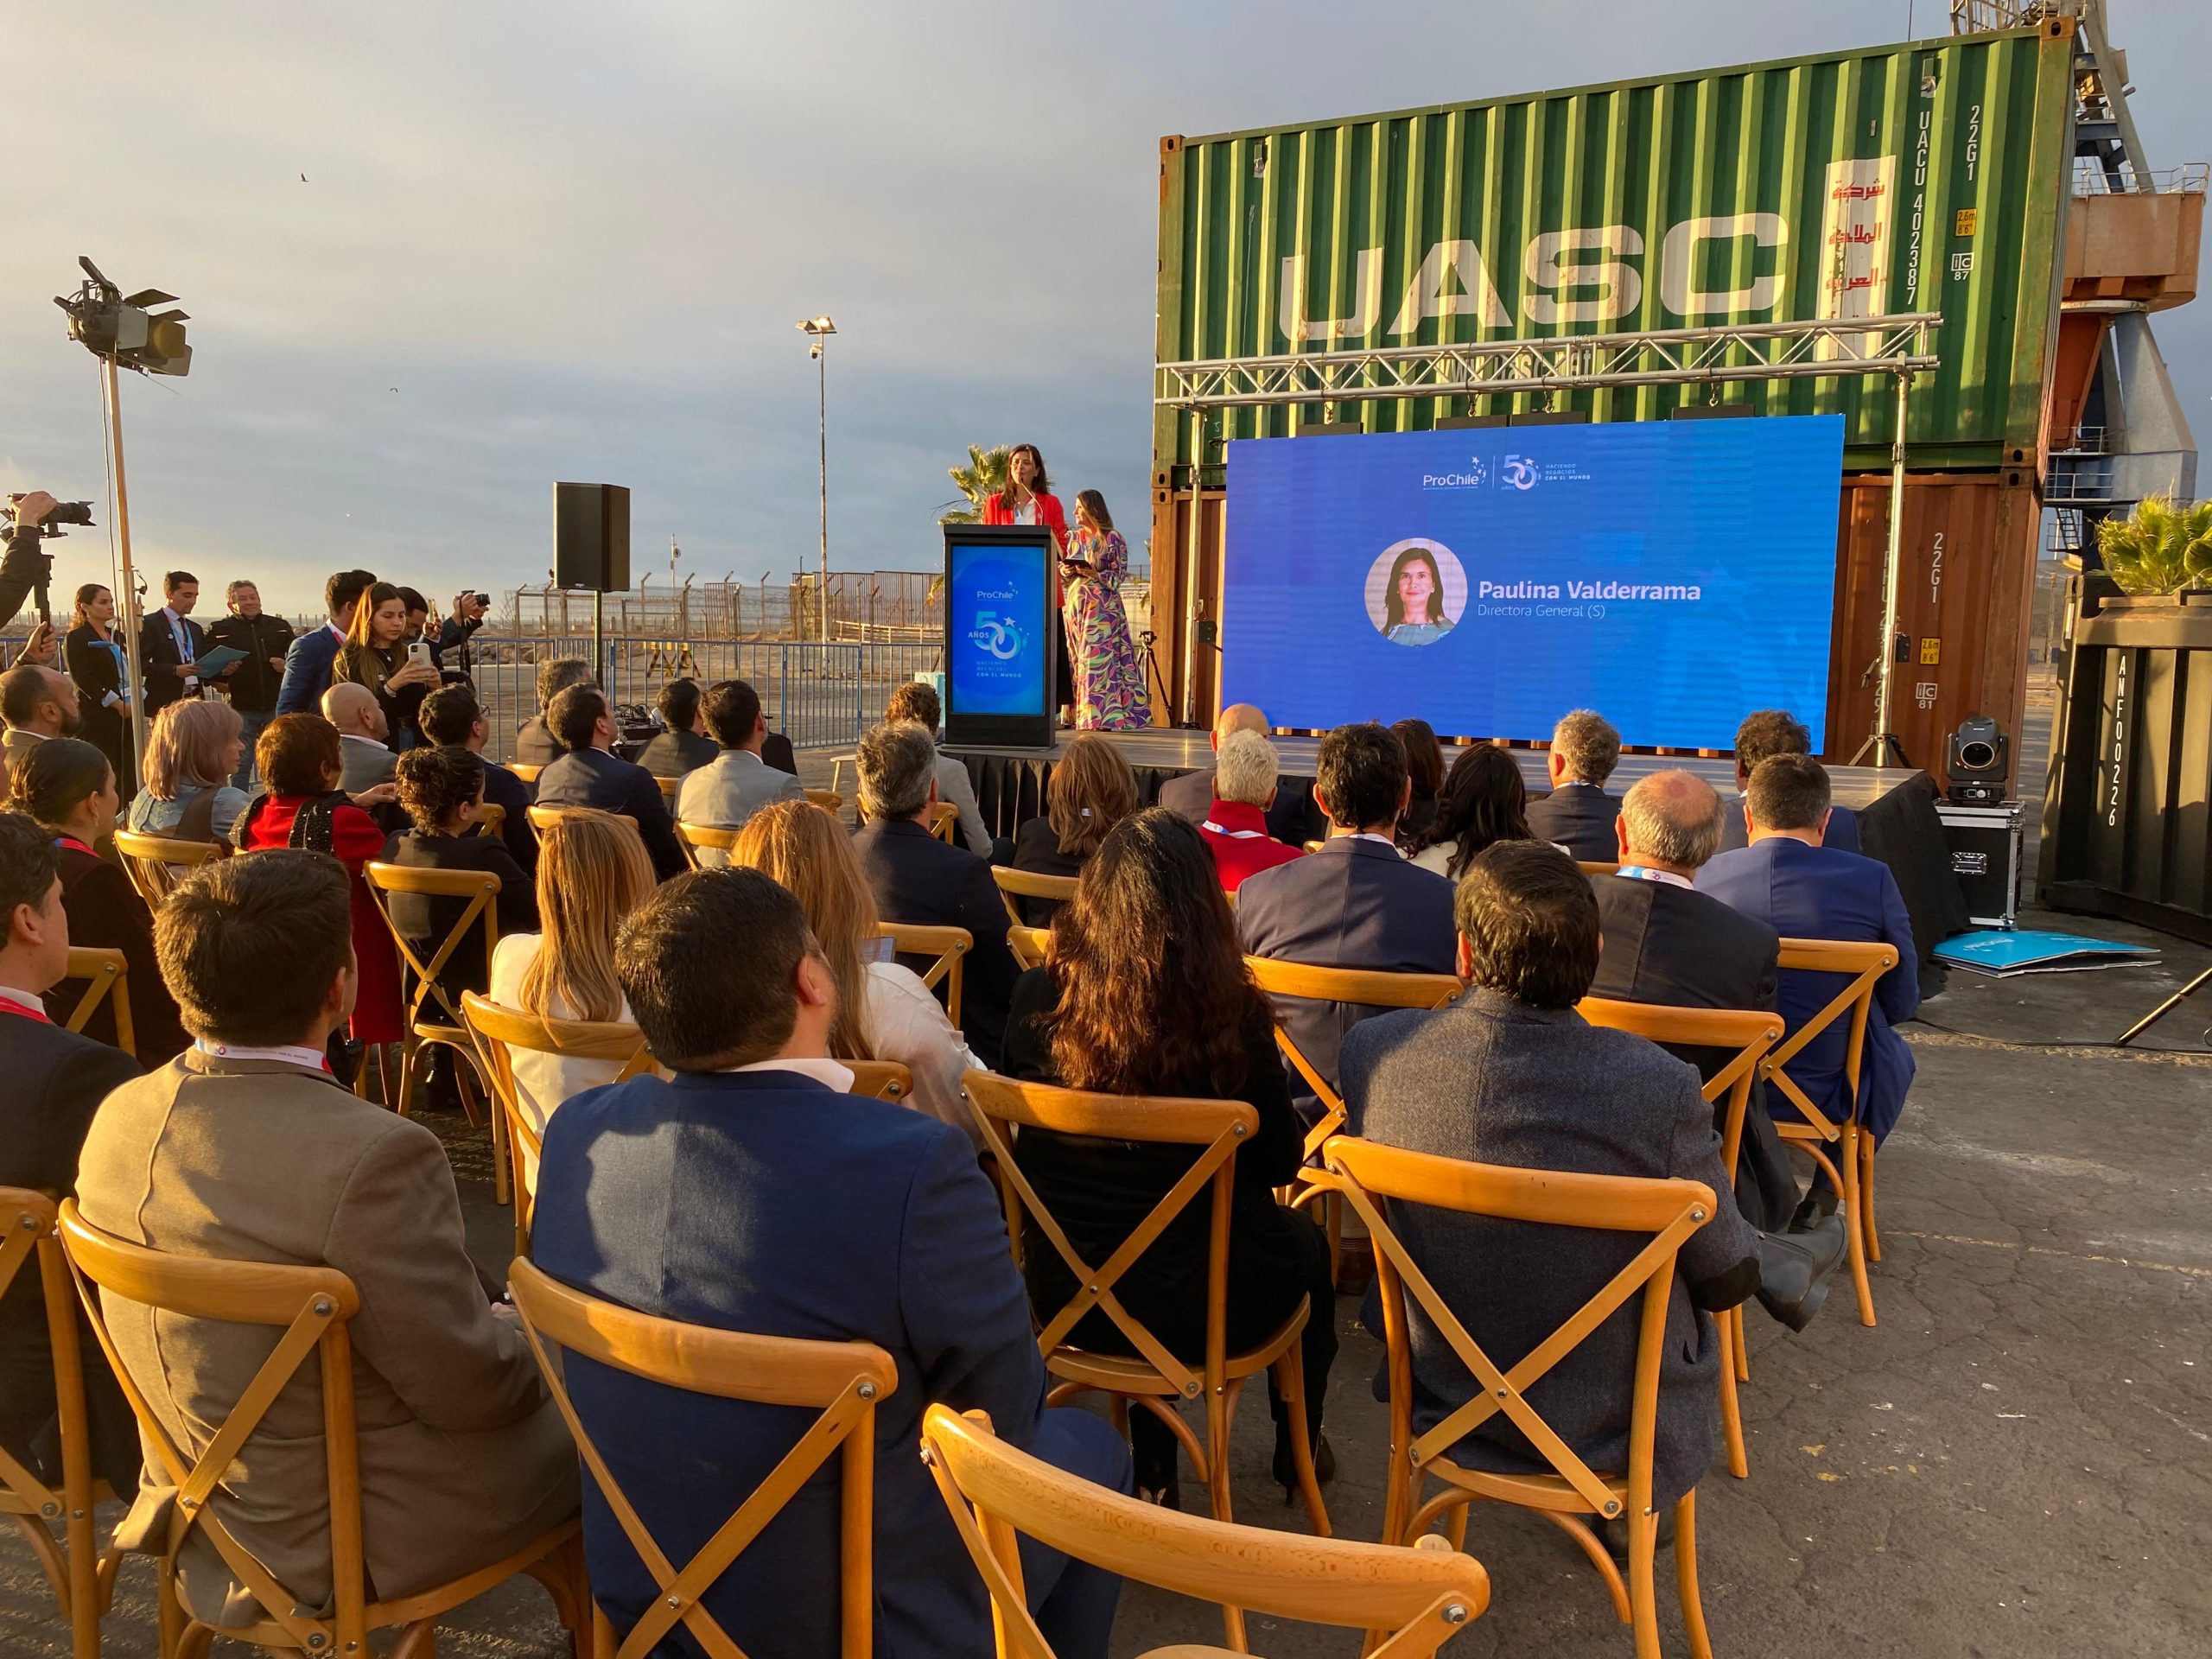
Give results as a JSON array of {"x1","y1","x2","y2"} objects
[{"x1": 1945, "y1": 715, "x2": 2009, "y2": 805}]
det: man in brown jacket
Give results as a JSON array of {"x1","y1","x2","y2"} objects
[{"x1": 73, "y1": 849, "x2": 577, "y2": 1627}]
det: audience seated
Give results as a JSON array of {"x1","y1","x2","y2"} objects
[
  {"x1": 1405, "y1": 742, "x2": 1541, "y2": 878},
  {"x1": 0, "y1": 813, "x2": 142, "y2": 1495},
  {"x1": 1011, "y1": 734, "x2": 1138, "y2": 923},
  {"x1": 124, "y1": 699, "x2": 249, "y2": 843},
  {"x1": 1160, "y1": 702, "x2": 1319, "y2": 847},
  {"x1": 1341, "y1": 840, "x2": 1760, "y2": 1516},
  {"x1": 1717, "y1": 710, "x2": 1860, "y2": 855},
  {"x1": 512, "y1": 658, "x2": 591, "y2": 769},
  {"x1": 1239, "y1": 722, "x2": 1455, "y2": 1106},
  {"x1": 531, "y1": 868, "x2": 1129, "y2": 1658},
  {"x1": 487, "y1": 810, "x2": 656, "y2": 1182},
  {"x1": 1699, "y1": 754, "x2": 1917, "y2": 1228},
  {"x1": 637, "y1": 677, "x2": 718, "y2": 780},
  {"x1": 73, "y1": 849, "x2": 580, "y2": 1620},
  {"x1": 13, "y1": 739, "x2": 188, "y2": 1064},
  {"x1": 729, "y1": 799, "x2": 979, "y2": 1137},
  {"x1": 884, "y1": 681, "x2": 992, "y2": 855},
  {"x1": 1526, "y1": 708, "x2": 1623, "y2": 861},
  {"x1": 420, "y1": 683, "x2": 537, "y2": 875},
  {"x1": 1198, "y1": 728, "x2": 1305, "y2": 893},
  {"x1": 673, "y1": 678, "x2": 804, "y2": 861},
  {"x1": 851, "y1": 721, "x2": 1021, "y2": 1067},
  {"x1": 381, "y1": 747, "x2": 537, "y2": 1006},
  {"x1": 1389, "y1": 717, "x2": 1446, "y2": 847},
  {"x1": 233, "y1": 715, "x2": 404, "y2": 1054},
  {"x1": 1003, "y1": 809, "x2": 1335, "y2": 1504},
  {"x1": 533, "y1": 684, "x2": 686, "y2": 880},
  {"x1": 322, "y1": 680, "x2": 398, "y2": 795},
  {"x1": 2, "y1": 664, "x2": 82, "y2": 810}
]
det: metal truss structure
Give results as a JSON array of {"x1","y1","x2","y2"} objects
[{"x1": 1154, "y1": 314, "x2": 1942, "y2": 410}]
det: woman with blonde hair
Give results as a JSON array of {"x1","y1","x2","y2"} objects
[
  {"x1": 487, "y1": 808, "x2": 658, "y2": 1162},
  {"x1": 729, "y1": 798, "x2": 979, "y2": 1136},
  {"x1": 1009, "y1": 732, "x2": 1138, "y2": 923},
  {"x1": 332, "y1": 581, "x2": 439, "y2": 747},
  {"x1": 124, "y1": 698, "x2": 249, "y2": 842}
]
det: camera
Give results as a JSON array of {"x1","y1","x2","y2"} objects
[{"x1": 3, "y1": 495, "x2": 96, "y2": 537}]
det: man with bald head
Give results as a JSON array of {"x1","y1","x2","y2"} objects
[
  {"x1": 321, "y1": 681, "x2": 397, "y2": 797},
  {"x1": 1158, "y1": 702, "x2": 1319, "y2": 845},
  {"x1": 2, "y1": 664, "x2": 82, "y2": 806}
]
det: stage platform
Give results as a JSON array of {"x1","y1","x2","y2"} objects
[{"x1": 943, "y1": 729, "x2": 1967, "y2": 965}]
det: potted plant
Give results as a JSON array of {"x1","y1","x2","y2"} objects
[{"x1": 2094, "y1": 495, "x2": 2212, "y2": 605}]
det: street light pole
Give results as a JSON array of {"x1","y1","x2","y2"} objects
[{"x1": 798, "y1": 315, "x2": 836, "y2": 643}]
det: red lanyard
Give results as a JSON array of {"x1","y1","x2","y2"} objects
[
  {"x1": 53, "y1": 836, "x2": 95, "y2": 857},
  {"x1": 0, "y1": 992, "x2": 52, "y2": 1026}
]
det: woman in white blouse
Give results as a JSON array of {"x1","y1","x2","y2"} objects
[
  {"x1": 729, "y1": 798, "x2": 981, "y2": 1138},
  {"x1": 486, "y1": 808, "x2": 658, "y2": 1179}
]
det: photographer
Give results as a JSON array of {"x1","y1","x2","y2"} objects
[
  {"x1": 1, "y1": 492, "x2": 60, "y2": 631},
  {"x1": 437, "y1": 590, "x2": 489, "y2": 672}
]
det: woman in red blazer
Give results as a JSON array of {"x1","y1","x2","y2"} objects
[
  {"x1": 981, "y1": 442, "x2": 1075, "y2": 721},
  {"x1": 13, "y1": 737, "x2": 189, "y2": 1065}
]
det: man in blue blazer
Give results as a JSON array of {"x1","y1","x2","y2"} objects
[
  {"x1": 1715, "y1": 709, "x2": 1860, "y2": 855},
  {"x1": 1698, "y1": 753, "x2": 1917, "y2": 1228},
  {"x1": 531, "y1": 683, "x2": 687, "y2": 880},
  {"x1": 1237, "y1": 721, "x2": 1456, "y2": 1108},
  {"x1": 275, "y1": 569, "x2": 377, "y2": 715},
  {"x1": 532, "y1": 868, "x2": 1128, "y2": 1659}
]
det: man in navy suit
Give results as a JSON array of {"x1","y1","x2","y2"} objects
[
  {"x1": 532, "y1": 683, "x2": 687, "y2": 880},
  {"x1": 0, "y1": 815, "x2": 143, "y2": 1493},
  {"x1": 1716, "y1": 709, "x2": 1859, "y2": 855},
  {"x1": 1699, "y1": 753, "x2": 1917, "y2": 1230},
  {"x1": 850, "y1": 721, "x2": 1022, "y2": 1067},
  {"x1": 138, "y1": 570, "x2": 208, "y2": 718},
  {"x1": 275, "y1": 569, "x2": 377, "y2": 715},
  {"x1": 531, "y1": 868, "x2": 1128, "y2": 1659},
  {"x1": 1237, "y1": 721, "x2": 1456, "y2": 1108},
  {"x1": 1525, "y1": 708, "x2": 1623, "y2": 861}
]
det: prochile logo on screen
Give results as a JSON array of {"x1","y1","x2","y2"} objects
[{"x1": 1421, "y1": 450, "x2": 1592, "y2": 492}]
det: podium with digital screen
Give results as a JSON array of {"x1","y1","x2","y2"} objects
[{"x1": 943, "y1": 524, "x2": 1058, "y2": 750}]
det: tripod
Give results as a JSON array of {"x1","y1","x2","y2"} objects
[
  {"x1": 1139, "y1": 628, "x2": 1185, "y2": 728},
  {"x1": 2113, "y1": 962, "x2": 2212, "y2": 1048}
]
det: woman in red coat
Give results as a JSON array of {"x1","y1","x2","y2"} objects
[
  {"x1": 231, "y1": 714, "x2": 404, "y2": 1063},
  {"x1": 13, "y1": 738, "x2": 189, "y2": 1065},
  {"x1": 981, "y1": 442, "x2": 1075, "y2": 721}
]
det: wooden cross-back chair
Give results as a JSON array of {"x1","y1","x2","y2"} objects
[
  {"x1": 803, "y1": 788, "x2": 843, "y2": 819},
  {"x1": 991, "y1": 867, "x2": 1077, "y2": 929},
  {"x1": 1242, "y1": 957, "x2": 1463, "y2": 1274},
  {"x1": 1319, "y1": 1136, "x2": 1722, "y2": 1659},
  {"x1": 1, "y1": 1188, "x2": 122, "y2": 1659},
  {"x1": 57, "y1": 1201, "x2": 588, "y2": 1659},
  {"x1": 845, "y1": 1059, "x2": 913, "y2": 1103},
  {"x1": 921, "y1": 1404, "x2": 1490, "y2": 1659},
  {"x1": 655, "y1": 775, "x2": 682, "y2": 805},
  {"x1": 111, "y1": 830, "x2": 228, "y2": 909},
  {"x1": 360, "y1": 862, "x2": 501, "y2": 1150},
  {"x1": 879, "y1": 924, "x2": 969, "y2": 1028},
  {"x1": 1007, "y1": 925, "x2": 1052, "y2": 972},
  {"x1": 507, "y1": 1258, "x2": 893, "y2": 1659},
  {"x1": 1574, "y1": 1000, "x2": 1783, "y2": 1480},
  {"x1": 674, "y1": 819, "x2": 738, "y2": 870},
  {"x1": 962, "y1": 1071, "x2": 1329, "y2": 1649},
  {"x1": 1764, "y1": 938, "x2": 1899, "y2": 1329},
  {"x1": 931, "y1": 803, "x2": 961, "y2": 842},
  {"x1": 58, "y1": 948, "x2": 134, "y2": 1055},
  {"x1": 467, "y1": 802, "x2": 506, "y2": 840},
  {"x1": 1576, "y1": 861, "x2": 1621, "y2": 878},
  {"x1": 460, "y1": 993, "x2": 658, "y2": 1258},
  {"x1": 509, "y1": 762, "x2": 543, "y2": 785}
]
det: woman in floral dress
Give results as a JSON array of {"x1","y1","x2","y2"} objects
[{"x1": 1059, "y1": 490, "x2": 1152, "y2": 732}]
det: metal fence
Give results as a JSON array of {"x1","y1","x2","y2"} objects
[{"x1": 462, "y1": 635, "x2": 942, "y2": 763}]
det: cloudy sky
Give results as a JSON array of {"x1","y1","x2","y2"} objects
[{"x1": 3, "y1": 1, "x2": 2206, "y2": 616}]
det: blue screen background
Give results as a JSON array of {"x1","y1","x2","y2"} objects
[
  {"x1": 1222, "y1": 416, "x2": 1844, "y2": 750},
  {"x1": 947, "y1": 538, "x2": 1051, "y2": 717}
]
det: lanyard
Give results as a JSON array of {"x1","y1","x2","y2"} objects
[
  {"x1": 0, "y1": 987, "x2": 51, "y2": 1025},
  {"x1": 1616, "y1": 865, "x2": 1694, "y2": 890},
  {"x1": 194, "y1": 1039, "x2": 333, "y2": 1074},
  {"x1": 1201, "y1": 820, "x2": 1266, "y2": 840},
  {"x1": 54, "y1": 836, "x2": 94, "y2": 857}
]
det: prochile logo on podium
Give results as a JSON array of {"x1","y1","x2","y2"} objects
[{"x1": 969, "y1": 607, "x2": 1029, "y2": 664}]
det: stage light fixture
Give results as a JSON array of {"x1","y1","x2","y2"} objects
[{"x1": 1945, "y1": 715, "x2": 2009, "y2": 804}]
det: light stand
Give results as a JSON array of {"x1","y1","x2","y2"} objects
[
  {"x1": 798, "y1": 315, "x2": 836, "y2": 641},
  {"x1": 99, "y1": 354, "x2": 150, "y2": 778},
  {"x1": 1849, "y1": 368, "x2": 1915, "y2": 769}
]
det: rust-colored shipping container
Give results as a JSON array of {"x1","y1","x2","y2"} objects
[{"x1": 1825, "y1": 469, "x2": 2041, "y2": 770}]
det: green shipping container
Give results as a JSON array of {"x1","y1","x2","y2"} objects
[{"x1": 1154, "y1": 19, "x2": 2075, "y2": 478}]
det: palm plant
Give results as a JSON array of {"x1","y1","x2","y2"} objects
[
  {"x1": 938, "y1": 444, "x2": 1011, "y2": 525},
  {"x1": 2096, "y1": 495, "x2": 2212, "y2": 595}
]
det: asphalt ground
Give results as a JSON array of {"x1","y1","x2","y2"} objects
[{"x1": 4, "y1": 905, "x2": 2205, "y2": 1658}]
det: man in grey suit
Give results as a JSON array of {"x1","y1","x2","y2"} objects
[
  {"x1": 1525, "y1": 708, "x2": 1622, "y2": 861},
  {"x1": 322, "y1": 681, "x2": 397, "y2": 794},
  {"x1": 884, "y1": 680, "x2": 991, "y2": 857},
  {"x1": 1341, "y1": 840, "x2": 1760, "y2": 1521},
  {"x1": 677, "y1": 678, "x2": 805, "y2": 865}
]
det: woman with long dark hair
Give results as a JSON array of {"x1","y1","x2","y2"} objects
[
  {"x1": 13, "y1": 737, "x2": 188, "y2": 1063},
  {"x1": 331, "y1": 582, "x2": 439, "y2": 748},
  {"x1": 1001, "y1": 808, "x2": 1334, "y2": 1505},
  {"x1": 1059, "y1": 490, "x2": 1151, "y2": 732},
  {"x1": 1408, "y1": 741, "x2": 1535, "y2": 879},
  {"x1": 981, "y1": 442, "x2": 1076, "y2": 721},
  {"x1": 1382, "y1": 544, "x2": 1453, "y2": 645},
  {"x1": 1390, "y1": 717, "x2": 1446, "y2": 846},
  {"x1": 63, "y1": 582, "x2": 134, "y2": 785}
]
